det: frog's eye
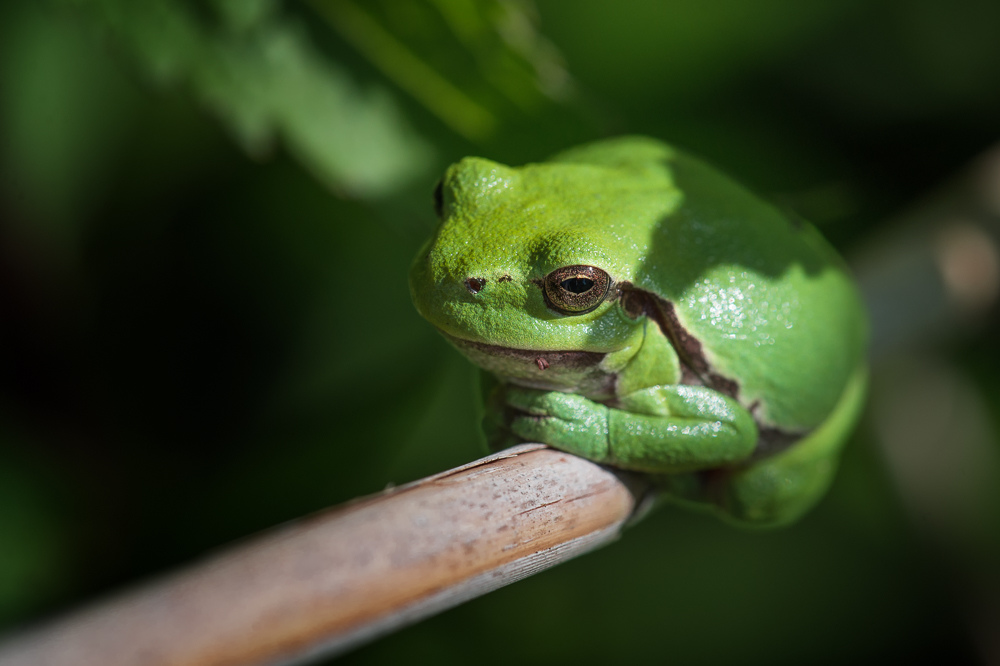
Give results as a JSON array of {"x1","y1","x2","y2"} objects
[{"x1": 543, "y1": 265, "x2": 612, "y2": 315}]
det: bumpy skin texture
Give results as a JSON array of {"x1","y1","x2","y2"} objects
[{"x1": 410, "y1": 137, "x2": 868, "y2": 527}]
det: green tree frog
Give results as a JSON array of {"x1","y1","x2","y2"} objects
[{"x1": 410, "y1": 137, "x2": 867, "y2": 527}]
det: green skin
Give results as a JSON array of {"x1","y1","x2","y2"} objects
[{"x1": 410, "y1": 137, "x2": 868, "y2": 527}]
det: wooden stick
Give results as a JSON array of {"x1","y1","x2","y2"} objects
[{"x1": 0, "y1": 445, "x2": 643, "y2": 666}]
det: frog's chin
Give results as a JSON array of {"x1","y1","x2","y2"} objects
[{"x1": 440, "y1": 331, "x2": 618, "y2": 397}]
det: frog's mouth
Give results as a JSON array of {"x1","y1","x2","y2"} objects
[
  {"x1": 441, "y1": 333, "x2": 607, "y2": 370},
  {"x1": 439, "y1": 331, "x2": 616, "y2": 395}
]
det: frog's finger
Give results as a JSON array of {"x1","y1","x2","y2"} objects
[
  {"x1": 503, "y1": 387, "x2": 551, "y2": 415},
  {"x1": 506, "y1": 387, "x2": 600, "y2": 421},
  {"x1": 509, "y1": 412, "x2": 609, "y2": 460}
]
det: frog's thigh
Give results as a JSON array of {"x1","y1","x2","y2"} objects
[{"x1": 719, "y1": 364, "x2": 868, "y2": 527}]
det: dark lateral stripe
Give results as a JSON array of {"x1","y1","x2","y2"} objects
[{"x1": 618, "y1": 284, "x2": 730, "y2": 396}]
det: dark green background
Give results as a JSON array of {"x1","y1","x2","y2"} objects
[{"x1": 2, "y1": 1, "x2": 1000, "y2": 663}]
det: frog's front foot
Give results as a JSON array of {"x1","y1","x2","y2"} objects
[
  {"x1": 497, "y1": 383, "x2": 758, "y2": 473},
  {"x1": 505, "y1": 387, "x2": 610, "y2": 460}
]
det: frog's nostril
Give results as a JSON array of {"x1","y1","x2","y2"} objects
[{"x1": 465, "y1": 277, "x2": 486, "y2": 295}]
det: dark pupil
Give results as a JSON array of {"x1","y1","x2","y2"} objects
[{"x1": 561, "y1": 277, "x2": 594, "y2": 294}]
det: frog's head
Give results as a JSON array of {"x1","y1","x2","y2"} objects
[{"x1": 409, "y1": 138, "x2": 681, "y2": 395}]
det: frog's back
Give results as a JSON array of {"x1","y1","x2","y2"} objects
[{"x1": 635, "y1": 148, "x2": 866, "y2": 431}]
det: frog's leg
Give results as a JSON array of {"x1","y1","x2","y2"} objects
[
  {"x1": 661, "y1": 363, "x2": 868, "y2": 527},
  {"x1": 504, "y1": 382, "x2": 759, "y2": 472}
]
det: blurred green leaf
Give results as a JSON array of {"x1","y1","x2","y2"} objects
[
  {"x1": 72, "y1": 0, "x2": 432, "y2": 198},
  {"x1": 310, "y1": 0, "x2": 573, "y2": 141},
  {"x1": 51, "y1": 0, "x2": 581, "y2": 198}
]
